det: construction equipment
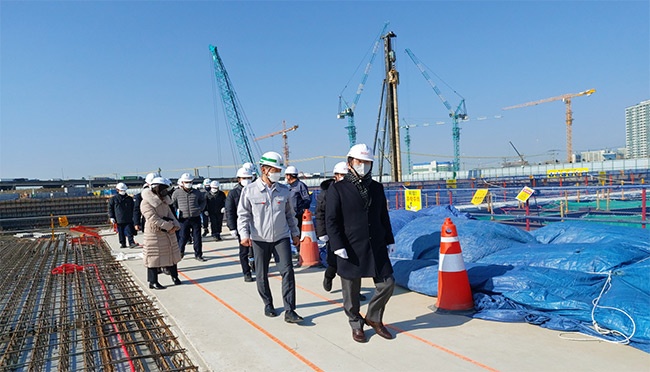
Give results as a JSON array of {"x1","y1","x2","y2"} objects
[
  {"x1": 405, "y1": 48, "x2": 468, "y2": 179},
  {"x1": 502, "y1": 89, "x2": 596, "y2": 163},
  {"x1": 338, "y1": 22, "x2": 389, "y2": 147},
  {"x1": 383, "y1": 31, "x2": 402, "y2": 182},
  {"x1": 209, "y1": 44, "x2": 260, "y2": 172},
  {"x1": 508, "y1": 141, "x2": 529, "y2": 167},
  {"x1": 401, "y1": 115, "x2": 502, "y2": 174},
  {"x1": 254, "y1": 120, "x2": 299, "y2": 165}
]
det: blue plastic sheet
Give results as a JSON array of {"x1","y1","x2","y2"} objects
[{"x1": 389, "y1": 208, "x2": 650, "y2": 353}]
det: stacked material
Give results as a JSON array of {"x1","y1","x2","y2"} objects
[{"x1": 0, "y1": 234, "x2": 198, "y2": 370}]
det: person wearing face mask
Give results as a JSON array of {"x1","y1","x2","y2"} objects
[
  {"x1": 237, "y1": 151, "x2": 303, "y2": 324},
  {"x1": 140, "y1": 177, "x2": 183, "y2": 289},
  {"x1": 201, "y1": 179, "x2": 212, "y2": 237},
  {"x1": 315, "y1": 162, "x2": 367, "y2": 301},
  {"x1": 326, "y1": 144, "x2": 396, "y2": 343},
  {"x1": 108, "y1": 182, "x2": 137, "y2": 248},
  {"x1": 172, "y1": 173, "x2": 208, "y2": 261},
  {"x1": 205, "y1": 180, "x2": 226, "y2": 241},
  {"x1": 225, "y1": 167, "x2": 256, "y2": 282},
  {"x1": 284, "y1": 165, "x2": 312, "y2": 267},
  {"x1": 133, "y1": 172, "x2": 160, "y2": 236}
]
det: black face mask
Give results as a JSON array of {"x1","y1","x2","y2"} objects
[{"x1": 153, "y1": 185, "x2": 170, "y2": 197}]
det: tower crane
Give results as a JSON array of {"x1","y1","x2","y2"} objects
[
  {"x1": 209, "y1": 44, "x2": 261, "y2": 173},
  {"x1": 254, "y1": 121, "x2": 299, "y2": 165},
  {"x1": 405, "y1": 48, "x2": 468, "y2": 179},
  {"x1": 502, "y1": 88, "x2": 596, "y2": 163},
  {"x1": 337, "y1": 22, "x2": 389, "y2": 147},
  {"x1": 401, "y1": 115, "x2": 502, "y2": 174}
]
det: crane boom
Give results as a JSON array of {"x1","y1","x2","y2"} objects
[
  {"x1": 254, "y1": 121, "x2": 299, "y2": 165},
  {"x1": 405, "y1": 48, "x2": 468, "y2": 178},
  {"x1": 338, "y1": 22, "x2": 389, "y2": 147},
  {"x1": 503, "y1": 89, "x2": 595, "y2": 163},
  {"x1": 209, "y1": 44, "x2": 260, "y2": 172}
]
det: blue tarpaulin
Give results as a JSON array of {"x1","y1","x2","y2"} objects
[{"x1": 389, "y1": 206, "x2": 650, "y2": 352}]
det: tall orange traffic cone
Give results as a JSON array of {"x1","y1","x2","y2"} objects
[
  {"x1": 436, "y1": 218, "x2": 474, "y2": 312},
  {"x1": 299, "y1": 209, "x2": 320, "y2": 267}
]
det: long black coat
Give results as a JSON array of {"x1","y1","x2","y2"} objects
[
  {"x1": 108, "y1": 193, "x2": 135, "y2": 224},
  {"x1": 325, "y1": 178, "x2": 394, "y2": 280},
  {"x1": 315, "y1": 178, "x2": 334, "y2": 237}
]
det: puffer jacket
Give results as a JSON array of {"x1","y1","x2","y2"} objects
[
  {"x1": 172, "y1": 187, "x2": 206, "y2": 219},
  {"x1": 140, "y1": 188, "x2": 182, "y2": 268}
]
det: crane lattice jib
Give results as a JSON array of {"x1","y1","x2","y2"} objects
[
  {"x1": 405, "y1": 48, "x2": 468, "y2": 175},
  {"x1": 338, "y1": 22, "x2": 390, "y2": 147},
  {"x1": 209, "y1": 44, "x2": 258, "y2": 171}
]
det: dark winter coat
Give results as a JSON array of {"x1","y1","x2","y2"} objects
[
  {"x1": 133, "y1": 189, "x2": 146, "y2": 227},
  {"x1": 225, "y1": 184, "x2": 243, "y2": 231},
  {"x1": 206, "y1": 190, "x2": 226, "y2": 214},
  {"x1": 325, "y1": 179, "x2": 394, "y2": 280},
  {"x1": 315, "y1": 178, "x2": 334, "y2": 237},
  {"x1": 108, "y1": 193, "x2": 135, "y2": 224},
  {"x1": 288, "y1": 179, "x2": 312, "y2": 217}
]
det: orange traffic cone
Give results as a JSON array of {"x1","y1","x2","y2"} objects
[
  {"x1": 299, "y1": 209, "x2": 320, "y2": 267},
  {"x1": 436, "y1": 218, "x2": 474, "y2": 312}
]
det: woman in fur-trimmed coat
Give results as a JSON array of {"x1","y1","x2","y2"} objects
[{"x1": 140, "y1": 179, "x2": 183, "y2": 289}]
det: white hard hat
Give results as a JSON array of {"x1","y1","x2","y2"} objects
[
  {"x1": 116, "y1": 182, "x2": 128, "y2": 191},
  {"x1": 203, "y1": 178, "x2": 211, "y2": 186},
  {"x1": 151, "y1": 177, "x2": 172, "y2": 186},
  {"x1": 178, "y1": 173, "x2": 194, "y2": 182},
  {"x1": 236, "y1": 167, "x2": 253, "y2": 178},
  {"x1": 284, "y1": 165, "x2": 298, "y2": 176},
  {"x1": 145, "y1": 172, "x2": 159, "y2": 185},
  {"x1": 259, "y1": 151, "x2": 284, "y2": 170},
  {"x1": 210, "y1": 180, "x2": 220, "y2": 189},
  {"x1": 347, "y1": 143, "x2": 374, "y2": 162},
  {"x1": 242, "y1": 162, "x2": 254, "y2": 171},
  {"x1": 333, "y1": 161, "x2": 348, "y2": 175}
]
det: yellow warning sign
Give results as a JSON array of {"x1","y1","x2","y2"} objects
[
  {"x1": 404, "y1": 189, "x2": 422, "y2": 211},
  {"x1": 58, "y1": 216, "x2": 69, "y2": 227},
  {"x1": 471, "y1": 189, "x2": 489, "y2": 205},
  {"x1": 515, "y1": 186, "x2": 535, "y2": 203}
]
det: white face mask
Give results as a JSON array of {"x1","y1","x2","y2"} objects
[
  {"x1": 240, "y1": 179, "x2": 251, "y2": 186},
  {"x1": 267, "y1": 172, "x2": 281, "y2": 183},
  {"x1": 118, "y1": 190, "x2": 126, "y2": 195},
  {"x1": 210, "y1": 188, "x2": 218, "y2": 193},
  {"x1": 352, "y1": 163, "x2": 371, "y2": 177},
  {"x1": 183, "y1": 182, "x2": 192, "y2": 189}
]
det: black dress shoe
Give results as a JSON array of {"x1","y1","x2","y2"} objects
[
  {"x1": 323, "y1": 276, "x2": 333, "y2": 292},
  {"x1": 149, "y1": 282, "x2": 166, "y2": 290},
  {"x1": 264, "y1": 305, "x2": 277, "y2": 317},
  {"x1": 284, "y1": 310, "x2": 304, "y2": 324},
  {"x1": 359, "y1": 293, "x2": 367, "y2": 301},
  {"x1": 365, "y1": 318, "x2": 393, "y2": 340},
  {"x1": 352, "y1": 328, "x2": 367, "y2": 343},
  {"x1": 173, "y1": 277, "x2": 182, "y2": 285},
  {"x1": 244, "y1": 273, "x2": 255, "y2": 282},
  {"x1": 195, "y1": 256, "x2": 207, "y2": 262}
]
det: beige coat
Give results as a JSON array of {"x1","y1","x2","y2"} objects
[{"x1": 140, "y1": 188, "x2": 182, "y2": 268}]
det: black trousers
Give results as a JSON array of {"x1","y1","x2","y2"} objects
[
  {"x1": 324, "y1": 241, "x2": 337, "y2": 279},
  {"x1": 147, "y1": 264, "x2": 178, "y2": 284},
  {"x1": 209, "y1": 212, "x2": 223, "y2": 236},
  {"x1": 116, "y1": 223, "x2": 135, "y2": 246},
  {"x1": 178, "y1": 216, "x2": 202, "y2": 257}
]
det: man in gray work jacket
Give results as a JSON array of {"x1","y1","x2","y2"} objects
[
  {"x1": 172, "y1": 173, "x2": 207, "y2": 262},
  {"x1": 237, "y1": 151, "x2": 304, "y2": 324}
]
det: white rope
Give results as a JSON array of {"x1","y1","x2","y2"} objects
[{"x1": 589, "y1": 272, "x2": 636, "y2": 344}]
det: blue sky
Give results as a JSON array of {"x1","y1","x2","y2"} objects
[{"x1": 1, "y1": 1, "x2": 648, "y2": 180}]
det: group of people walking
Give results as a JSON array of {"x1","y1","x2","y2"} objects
[{"x1": 112, "y1": 143, "x2": 396, "y2": 343}]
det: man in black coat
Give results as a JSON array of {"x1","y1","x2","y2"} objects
[
  {"x1": 225, "y1": 167, "x2": 255, "y2": 282},
  {"x1": 326, "y1": 144, "x2": 395, "y2": 343},
  {"x1": 109, "y1": 182, "x2": 137, "y2": 248},
  {"x1": 205, "y1": 180, "x2": 226, "y2": 240}
]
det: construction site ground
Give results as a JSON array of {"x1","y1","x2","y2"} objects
[{"x1": 106, "y1": 227, "x2": 650, "y2": 372}]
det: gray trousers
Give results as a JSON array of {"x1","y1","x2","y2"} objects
[
  {"x1": 341, "y1": 275, "x2": 395, "y2": 330},
  {"x1": 252, "y1": 238, "x2": 296, "y2": 312}
]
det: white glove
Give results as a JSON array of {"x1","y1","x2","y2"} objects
[
  {"x1": 318, "y1": 235, "x2": 329, "y2": 242},
  {"x1": 110, "y1": 218, "x2": 116, "y2": 224},
  {"x1": 334, "y1": 248, "x2": 348, "y2": 259},
  {"x1": 387, "y1": 244, "x2": 396, "y2": 254},
  {"x1": 230, "y1": 230, "x2": 238, "y2": 239},
  {"x1": 220, "y1": 207, "x2": 225, "y2": 213}
]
